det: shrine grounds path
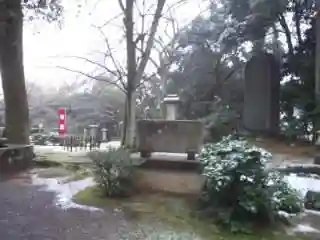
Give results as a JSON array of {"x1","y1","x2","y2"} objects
[{"x1": 0, "y1": 177, "x2": 145, "y2": 240}]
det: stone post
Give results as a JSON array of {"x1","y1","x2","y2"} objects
[
  {"x1": 101, "y1": 128, "x2": 108, "y2": 142},
  {"x1": 163, "y1": 94, "x2": 180, "y2": 120},
  {"x1": 83, "y1": 128, "x2": 88, "y2": 138}
]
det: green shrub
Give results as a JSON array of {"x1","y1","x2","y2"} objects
[
  {"x1": 88, "y1": 147, "x2": 138, "y2": 198},
  {"x1": 198, "y1": 136, "x2": 303, "y2": 232},
  {"x1": 201, "y1": 109, "x2": 240, "y2": 142},
  {"x1": 30, "y1": 133, "x2": 61, "y2": 145},
  {"x1": 267, "y1": 171, "x2": 303, "y2": 214}
]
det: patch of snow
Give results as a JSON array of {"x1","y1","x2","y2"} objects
[
  {"x1": 292, "y1": 224, "x2": 320, "y2": 233},
  {"x1": 278, "y1": 210, "x2": 298, "y2": 218},
  {"x1": 305, "y1": 209, "x2": 320, "y2": 216},
  {"x1": 101, "y1": 141, "x2": 121, "y2": 149},
  {"x1": 285, "y1": 174, "x2": 320, "y2": 196},
  {"x1": 163, "y1": 94, "x2": 180, "y2": 102},
  {"x1": 279, "y1": 163, "x2": 320, "y2": 169},
  {"x1": 32, "y1": 175, "x2": 102, "y2": 212},
  {"x1": 33, "y1": 141, "x2": 121, "y2": 155}
]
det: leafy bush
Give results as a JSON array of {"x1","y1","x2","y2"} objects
[
  {"x1": 201, "y1": 109, "x2": 240, "y2": 143},
  {"x1": 30, "y1": 133, "x2": 62, "y2": 145},
  {"x1": 198, "y1": 136, "x2": 303, "y2": 232},
  {"x1": 88, "y1": 147, "x2": 138, "y2": 198}
]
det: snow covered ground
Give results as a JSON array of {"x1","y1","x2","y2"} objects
[{"x1": 33, "y1": 141, "x2": 121, "y2": 156}]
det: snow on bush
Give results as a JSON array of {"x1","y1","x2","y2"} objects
[{"x1": 198, "y1": 135, "x2": 303, "y2": 232}]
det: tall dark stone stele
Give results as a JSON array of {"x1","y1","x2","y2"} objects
[{"x1": 243, "y1": 52, "x2": 280, "y2": 135}]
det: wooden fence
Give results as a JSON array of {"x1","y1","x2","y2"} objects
[{"x1": 61, "y1": 135, "x2": 102, "y2": 152}]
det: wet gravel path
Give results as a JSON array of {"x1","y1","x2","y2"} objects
[{"x1": 0, "y1": 178, "x2": 142, "y2": 240}]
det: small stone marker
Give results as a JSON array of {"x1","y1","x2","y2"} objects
[
  {"x1": 314, "y1": 132, "x2": 320, "y2": 165},
  {"x1": 101, "y1": 128, "x2": 108, "y2": 142},
  {"x1": 314, "y1": 156, "x2": 320, "y2": 165},
  {"x1": 0, "y1": 137, "x2": 8, "y2": 147},
  {"x1": 305, "y1": 190, "x2": 320, "y2": 210}
]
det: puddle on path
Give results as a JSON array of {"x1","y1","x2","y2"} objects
[{"x1": 31, "y1": 175, "x2": 102, "y2": 212}]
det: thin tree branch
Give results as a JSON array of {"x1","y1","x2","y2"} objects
[
  {"x1": 100, "y1": 13, "x2": 124, "y2": 28},
  {"x1": 55, "y1": 66, "x2": 127, "y2": 93},
  {"x1": 135, "y1": 45, "x2": 175, "y2": 73},
  {"x1": 134, "y1": 0, "x2": 166, "y2": 87},
  {"x1": 118, "y1": 0, "x2": 125, "y2": 12},
  {"x1": 52, "y1": 54, "x2": 127, "y2": 91},
  {"x1": 91, "y1": 24, "x2": 127, "y2": 89},
  {"x1": 278, "y1": 13, "x2": 294, "y2": 56},
  {"x1": 54, "y1": 55, "x2": 117, "y2": 75}
]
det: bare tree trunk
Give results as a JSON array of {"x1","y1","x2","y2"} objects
[
  {"x1": 122, "y1": 0, "x2": 166, "y2": 148},
  {"x1": 121, "y1": 98, "x2": 128, "y2": 145},
  {"x1": 123, "y1": 0, "x2": 136, "y2": 148},
  {"x1": 0, "y1": 0, "x2": 30, "y2": 144},
  {"x1": 315, "y1": 2, "x2": 320, "y2": 142},
  {"x1": 125, "y1": 91, "x2": 137, "y2": 147},
  {"x1": 278, "y1": 13, "x2": 294, "y2": 56},
  {"x1": 294, "y1": 2, "x2": 303, "y2": 46}
]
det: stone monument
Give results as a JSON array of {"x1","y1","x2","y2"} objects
[
  {"x1": 243, "y1": 52, "x2": 280, "y2": 135},
  {"x1": 83, "y1": 127, "x2": 88, "y2": 138},
  {"x1": 163, "y1": 94, "x2": 180, "y2": 120},
  {"x1": 88, "y1": 124, "x2": 99, "y2": 137},
  {"x1": 101, "y1": 128, "x2": 108, "y2": 142}
]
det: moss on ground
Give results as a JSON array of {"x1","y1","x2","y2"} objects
[
  {"x1": 61, "y1": 168, "x2": 92, "y2": 182},
  {"x1": 73, "y1": 187, "x2": 304, "y2": 240},
  {"x1": 30, "y1": 167, "x2": 73, "y2": 178},
  {"x1": 31, "y1": 165, "x2": 92, "y2": 182}
]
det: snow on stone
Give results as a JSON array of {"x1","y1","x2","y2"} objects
[
  {"x1": 285, "y1": 174, "x2": 320, "y2": 197},
  {"x1": 163, "y1": 94, "x2": 180, "y2": 102}
]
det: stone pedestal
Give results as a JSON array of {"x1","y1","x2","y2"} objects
[
  {"x1": 243, "y1": 52, "x2": 280, "y2": 135},
  {"x1": 163, "y1": 94, "x2": 180, "y2": 120}
]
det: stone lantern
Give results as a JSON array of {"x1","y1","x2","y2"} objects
[{"x1": 163, "y1": 94, "x2": 180, "y2": 120}]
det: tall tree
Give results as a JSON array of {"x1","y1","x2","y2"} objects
[
  {"x1": 0, "y1": 0, "x2": 62, "y2": 144},
  {"x1": 315, "y1": 0, "x2": 320, "y2": 139},
  {"x1": 58, "y1": 0, "x2": 170, "y2": 148},
  {"x1": 215, "y1": 0, "x2": 317, "y2": 141},
  {"x1": 0, "y1": 0, "x2": 29, "y2": 144},
  {"x1": 119, "y1": 0, "x2": 166, "y2": 147}
]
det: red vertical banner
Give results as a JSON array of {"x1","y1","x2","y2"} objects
[{"x1": 58, "y1": 108, "x2": 67, "y2": 136}]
